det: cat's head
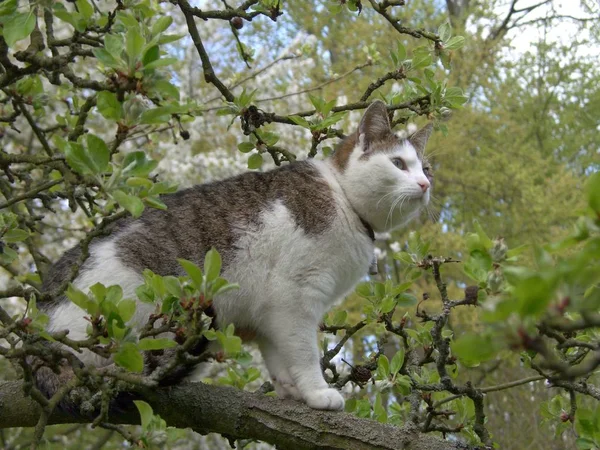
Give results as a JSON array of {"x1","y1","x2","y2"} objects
[{"x1": 332, "y1": 101, "x2": 434, "y2": 233}]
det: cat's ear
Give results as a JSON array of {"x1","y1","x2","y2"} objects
[
  {"x1": 358, "y1": 101, "x2": 392, "y2": 151},
  {"x1": 408, "y1": 123, "x2": 433, "y2": 158}
]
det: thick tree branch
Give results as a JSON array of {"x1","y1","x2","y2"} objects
[{"x1": 0, "y1": 381, "x2": 473, "y2": 450}]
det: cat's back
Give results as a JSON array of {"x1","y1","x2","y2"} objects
[{"x1": 43, "y1": 160, "x2": 340, "y2": 295}]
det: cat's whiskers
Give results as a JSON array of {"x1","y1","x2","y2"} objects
[
  {"x1": 376, "y1": 189, "x2": 400, "y2": 208},
  {"x1": 425, "y1": 194, "x2": 441, "y2": 222},
  {"x1": 385, "y1": 192, "x2": 409, "y2": 228},
  {"x1": 384, "y1": 195, "x2": 400, "y2": 228},
  {"x1": 424, "y1": 149, "x2": 443, "y2": 159},
  {"x1": 425, "y1": 203, "x2": 440, "y2": 222}
]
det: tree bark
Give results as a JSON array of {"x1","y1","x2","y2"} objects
[{"x1": 0, "y1": 381, "x2": 475, "y2": 450}]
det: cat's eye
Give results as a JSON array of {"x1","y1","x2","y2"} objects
[
  {"x1": 423, "y1": 167, "x2": 431, "y2": 176},
  {"x1": 392, "y1": 158, "x2": 407, "y2": 171}
]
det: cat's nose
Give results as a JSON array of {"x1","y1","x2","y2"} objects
[{"x1": 418, "y1": 181, "x2": 430, "y2": 193}]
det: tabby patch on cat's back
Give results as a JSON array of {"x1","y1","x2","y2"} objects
[{"x1": 39, "y1": 100, "x2": 435, "y2": 412}]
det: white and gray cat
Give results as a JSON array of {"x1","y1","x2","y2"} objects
[{"x1": 41, "y1": 100, "x2": 433, "y2": 411}]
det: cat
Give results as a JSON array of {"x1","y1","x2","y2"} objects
[{"x1": 40, "y1": 100, "x2": 433, "y2": 411}]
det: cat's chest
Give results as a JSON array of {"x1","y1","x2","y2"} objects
[
  {"x1": 259, "y1": 205, "x2": 375, "y2": 303},
  {"x1": 310, "y1": 228, "x2": 373, "y2": 298},
  {"x1": 225, "y1": 200, "x2": 373, "y2": 299}
]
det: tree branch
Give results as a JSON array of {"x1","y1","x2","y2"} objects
[{"x1": 0, "y1": 381, "x2": 474, "y2": 450}]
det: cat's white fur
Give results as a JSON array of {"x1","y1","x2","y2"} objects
[{"x1": 47, "y1": 105, "x2": 431, "y2": 411}]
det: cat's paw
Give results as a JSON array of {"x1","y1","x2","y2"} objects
[{"x1": 304, "y1": 388, "x2": 345, "y2": 411}]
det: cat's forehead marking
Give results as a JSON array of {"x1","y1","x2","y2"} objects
[
  {"x1": 359, "y1": 135, "x2": 424, "y2": 162},
  {"x1": 332, "y1": 128, "x2": 428, "y2": 172}
]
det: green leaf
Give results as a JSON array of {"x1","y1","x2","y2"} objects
[
  {"x1": 113, "y1": 190, "x2": 145, "y2": 218},
  {"x1": 374, "y1": 392, "x2": 387, "y2": 423},
  {"x1": 93, "y1": 48, "x2": 121, "y2": 68},
  {"x1": 380, "y1": 296, "x2": 396, "y2": 314},
  {"x1": 86, "y1": 134, "x2": 110, "y2": 173},
  {"x1": 451, "y1": 333, "x2": 498, "y2": 367},
  {"x1": 472, "y1": 220, "x2": 492, "y2": 248},
  {"x1": 122, "y1": 152, "x2": 158, "y2": 177},
  {"x1": 53, "y1": 8, "x2": 76, "y2": 29},
  {"x1": 203, "y1": 330, "x2": 217, "y2": 340},
  {"x1": 0, "y1": 245, "x2": 17, "y2": 265},
  {"x1": 411, "y1": 53, "x2": 433, "y2": 70},
  {"x1": 3, "y1": 229, "x2": 29, "y2": 243},
  {"x1": 318, "y1": 111, "x2": 347, "y2": 129},
  {"x1": 143, "y1": 57, "x2": 178, "y2": 71},
  {"x1": 148, "y1": 181, "x2": 177, "y2": 195},
  {"x1": 438, "y1": 22, "x2": 451, "y2": 42},
  {"x1": 308, "y1": 94, "x2": 324, "y2": 112},
  {"x1": 586, "y1": 171, "x2": 600, "y2": 213},
  {"x1": 396, "y1": 41, "x2": 406, "y2": 61},
  {"x1": 152, "y1": 80, "x2": 179, "y2": 100},
  {"x1": 139, "y1": 106, "x2": 173, "y2": 125},
  {"x1": 64, "y1": 142, "x2": 97, "y2": 175},
  {"x1": 178, "y1": 258, "x2": 203, "y2": 290},
  {"x1": 152, "y1": 16, "x2": 173, "y2": 35},
  {"x1": 445, "y1": 36, "x2": 465, "y2": 50},
  {"x1": 105, "y1": 285, "x2": 123, "y2": 304},
  {"x1": 97, "y1": 91, "x2": 123, "y2": 121},
  {"x1": 161, "y1": 297, "x2": 177, "y2": 314},
  {"x1": 117, "y1": 11, "x2": 138, "y2": 28},
  {"x1": 90, "y1": 283, "x2": 107, "y2": 302},
  {"x1": 377, "y1": 355, "x2": 390, "y2": 379},
  {"x1": 355, "y1": 282, "x2": 373, "y2": 297},
  {"x1": 220, "y1": 334, "x2": 242, "y2": 356},
  {"x1": 118, "y1": 298, "x2": 136, "y2": 322},
  {"x1": 163, "y1": 276, "x2": 181, "y2": 297},
  {"x1": 213, "y1": 279, "x2": 239, "y2": 296},
  {"x1": 515, "y1": 274, "x2": 554, "y2": 317},
  {"x1": 396, "y1": 293, "x2": 417, "y2": 307},
  {"x1": 158, "y1": 34, "x2": 186, "y2": 45},
  {"x1": 395, "y1": 374, "x2": 412, "y2": 395},
  {"x1": 390, "y1": 349, "x2": 405, "y2": 375},
  {"x1": 394, "y1": 252, "x2": 415, "y2": 265},
  {"x1": 126, "y1": 177, "x2": 153, "y2": 189},
  {"x1": 114, "y1": 342, "x2": 143, "y2": 372},
  {"x1": 204, "y1": 248, "x2": 222, "y2": 284},
  {"x1": 76, "y1": 0, "x2": 93, "y2": 20},
  {"x1": 142, "y1": 45, "x2": 160, "y2": 67},
  {"x1": 332, "y1": 310, "x2": 347, "y2": 326},
  {"x1": 0, "y1": 0, "x2": 17, "y2": 17},
  {"x1": 247, "y1": 153, "x2": 263, "y2": 170},
  {"x1": 3, "y1": 10, "x2": 36, "y2": 47},
  {"x1": 575, "y1": 438, "x2": 595, "y2": 450},
  {"x1": 238, "y1": 142, "x2": 255, "y2": 153},
  {"x1": 104, "y1": 33, "x2": 124, "y2": 57},
  {"x1": 288, "y1": 115, "x2": 311, "y2": 128},
  {"x1": 66, "y1": 285, "x2": 92, "y2": 312},
  {"x1": 126, "y1": 27, "x2": 145, "y2": 64},
  {"x1": 134, "y1": 400, "x2": 154, "y2": 430},
  {"x1": 144, "y1": 196, "x2": 167, "y2": 211},
  {"x1": 138, "y1": 338, "x2": 177, "y2": 351},
  {"x1": 136, "y1": 284, "x2": 155, "y2": 303},
  {"x1": 463, "y1": 250, "x2": 492, "y2": 283}
]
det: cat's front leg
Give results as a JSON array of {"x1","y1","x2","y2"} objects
[{"x1": 260, "y1": 315, "x2": 344, "y2": 411}]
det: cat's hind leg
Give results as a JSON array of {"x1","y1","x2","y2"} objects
[{"x1": 258, "y1": 338, "x2": 302, "y2": 401}]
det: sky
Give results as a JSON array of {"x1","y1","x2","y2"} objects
[{"x1": 500, "y1": 1, "x2": 598, "y2": 57}]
